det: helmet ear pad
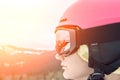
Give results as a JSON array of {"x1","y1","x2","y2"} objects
[
  {"x1": 88, "y1": 41, "x2": 120, "y2": 74},
  {"x1": 77, "y1": 45, "x2": 89, "y2": 62}
]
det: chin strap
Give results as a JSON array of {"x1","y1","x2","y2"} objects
[
  {"x1": 87, "y1": 43, "x2": 105, "y2": 80},
  {"x1": 87, "y1": 72, "x2": 105, "y2": 80},
  {"x1": 88, "y1": 68, "x2": 105, "y2": 80}
]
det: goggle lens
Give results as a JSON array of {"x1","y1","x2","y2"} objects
[{"x1": 56, "y1": 30, "x2": 70, "y2": 55}]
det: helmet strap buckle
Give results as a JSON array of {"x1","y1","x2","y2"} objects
[{"x1": 87, "y1": 72, "x2": 105, "y2": 80}]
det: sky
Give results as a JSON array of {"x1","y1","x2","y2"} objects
[{"x1": 0, "y1": 0, "x2": 77, "y2": 50}]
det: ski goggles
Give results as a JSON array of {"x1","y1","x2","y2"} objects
[
  {"x1": 55, "y1": 23, "x2": 120, "y2": 56},
  {"x1": 55, "y1": 25, "x2": 81, "y2": 56}
]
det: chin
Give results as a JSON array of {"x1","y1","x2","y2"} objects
[
  {"x1": 63, "y1": 70, "x2": 76, "y2": 80},
  {"x1": 63, "y1": 71, "x2": 71, "y2": 79},
  {"x1": 63, "y1": 69, "x2": 84, "y2": 80}
]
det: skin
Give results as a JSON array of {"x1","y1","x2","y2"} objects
[
  {"x1": 55, "y1": 47, "x2": 120, "y2": 80},
  {"x1": 55, "y1": 52, "x2": 93, "y2": 80}
]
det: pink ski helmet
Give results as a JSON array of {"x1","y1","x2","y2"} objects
[
  {"x1": 55, "y1": 0, "x2": 120, "y2": 56},
  {"x1": 58, "y1": 0, "x2": 120, "y2": 29}
]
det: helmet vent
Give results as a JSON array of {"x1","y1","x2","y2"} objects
[{"x1": 60, "y1": 18, "x2": 67, "y2": 22}]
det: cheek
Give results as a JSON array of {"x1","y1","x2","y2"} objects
[
  {"x1": 62, "y1": 61, "x2": 83, "y2": 79},
  {"x1": 63, "y1": 63, "x2": 89, "y2": 79},
  {"x1": 63, "y1": 66, "x2": 84, "y2": 80},
  {"x1": 62, "y1": 56, "x2": 90, "y2": 79}
]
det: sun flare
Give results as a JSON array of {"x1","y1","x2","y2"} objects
[{"x1": 0, "y1": 0, "x2": 76, "y2": 50}]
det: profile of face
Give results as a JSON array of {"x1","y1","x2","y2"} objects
[{"x1": 55, "y1": 45, "x2": 93, "y2": 80}]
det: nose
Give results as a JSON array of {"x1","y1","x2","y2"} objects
[{"x1": 55, "y1": 54, "x2": 65, "y2": 61}]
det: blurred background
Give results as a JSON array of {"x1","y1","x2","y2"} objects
[
  {"x1": 0, "y1": 0, "x2": 76, "y2": 50},
  {"x1": 0, "y1": 0, "x2": 76, "y2": 80}
]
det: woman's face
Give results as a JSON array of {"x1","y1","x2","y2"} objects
[
  {"x1": 55, "y1": 29, "x2": 93, "y2": 79},
  {"x1": 55, "y1": 51, "x2": 93, "y2": 80}
]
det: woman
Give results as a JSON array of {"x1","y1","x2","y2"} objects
[{"x1": 54, "y1": 0, "x2": 120, "y2": 80}]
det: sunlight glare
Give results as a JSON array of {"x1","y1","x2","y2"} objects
[{"x1": 0, "y1": 0, "x2": 76, "y2": 50}]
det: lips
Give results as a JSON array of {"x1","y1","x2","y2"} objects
[
  {"x1": 61, "y1": 64, "x2": 67, "y2": 70},
  {"x1": 62, "y1": 66, "x2": 67, "y2": 70}
]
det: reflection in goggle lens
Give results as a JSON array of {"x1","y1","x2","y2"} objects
[{"x1": 56, "y1": 30, "x2": 70, "y2": 55}]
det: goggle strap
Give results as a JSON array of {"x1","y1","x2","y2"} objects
[{"x1": 81, "y1": 22, "x2": 120, "y2": 44}]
